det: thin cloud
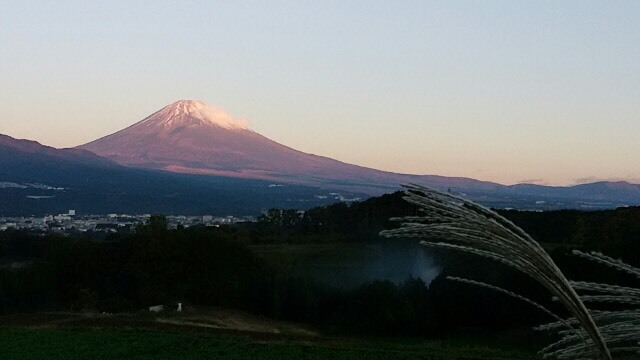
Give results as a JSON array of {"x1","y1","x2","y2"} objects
[{"x1": 518, "y1": 178, "x2": 548, "y2": 185}]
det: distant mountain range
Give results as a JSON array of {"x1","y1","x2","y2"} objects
[{"x1": 1, "y1": 100, "x2": 639, "y2": 215}]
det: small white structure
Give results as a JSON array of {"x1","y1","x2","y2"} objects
[
  {"x1": 177, "y1": 302, "x2": 182, "y2": 312},
  {"x1": 68, "y1": 210, "x2": 76, "y2": 216},
  {"x1": 148, "y1": 305, "x2": 164, "y2": 312},
  {"x1": 54, "y1": 214, "x2": 72, "y2": 221}
]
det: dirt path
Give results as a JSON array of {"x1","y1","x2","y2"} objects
[
  {"x1": 0, "y1": 307, "x2": 319, "y2": 338},
  {"x1": 155, "y1": 307, "x2": 319, "y2": 337}
]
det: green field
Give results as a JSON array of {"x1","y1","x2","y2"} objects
[{"x1": 0, "y1": 327, "x2": 535, "y2": 360}]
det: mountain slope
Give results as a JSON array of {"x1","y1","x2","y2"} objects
[
  {"x1": 79, "y1": 100, "x2": 501, "y2": 194},
  {"x1": 0, "y1": 134, "x2": 366, "y2": 216}
]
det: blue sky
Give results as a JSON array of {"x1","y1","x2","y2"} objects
[{"x1": 1, "y1": 1, "x2": 638, "y2": 185}]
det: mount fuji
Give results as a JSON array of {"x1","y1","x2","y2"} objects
[{"x1": 79, "y1": 100, "x2": 498, "y2": 194}]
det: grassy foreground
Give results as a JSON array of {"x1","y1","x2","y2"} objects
[{"x1": 0, "y1": 327, "x2": 535, "y2": 360}]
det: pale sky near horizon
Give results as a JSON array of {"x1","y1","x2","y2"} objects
[{"x1": 1, "y1": 1, "x2": 638, "y2": 186}]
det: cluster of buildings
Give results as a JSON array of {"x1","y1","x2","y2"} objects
[{"x1": 0, "y1": 210, "x2": 255, "y2": 235}]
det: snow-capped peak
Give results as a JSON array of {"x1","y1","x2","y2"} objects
[{"x1": 139, "y1": 100, "x2": 249, "y2": 130}]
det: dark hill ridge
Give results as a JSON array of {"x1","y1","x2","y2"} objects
[{"x1": 0, "y1": 134, "x2": 114, "y2": 167}]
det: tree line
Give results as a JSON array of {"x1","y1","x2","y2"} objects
[{"x1": 1, "y1": 193, "x2": 638, "y2": 339}]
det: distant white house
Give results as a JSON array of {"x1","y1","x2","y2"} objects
[
  {"x1": 148, "y1": 305, "x2": 164, "y2": 312},
  {"x1": 54, "y1": 214, "x2": 72, "y2": 221}
]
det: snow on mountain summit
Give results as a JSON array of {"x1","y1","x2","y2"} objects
[{"x1": 138, "y1": 100, "x2": 249, "y2": 130}]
